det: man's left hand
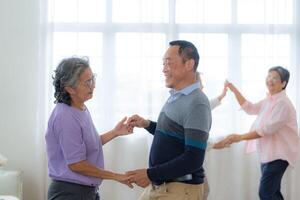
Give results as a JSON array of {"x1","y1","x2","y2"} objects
[{"x1": 126, "y1": 169, "x2": 151, "y2": 188}]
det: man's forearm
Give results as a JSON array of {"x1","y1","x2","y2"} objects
[{"x1": 147, "y1": 148, "x2": 205, "y2": 182}]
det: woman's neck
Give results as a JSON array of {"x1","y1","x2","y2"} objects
[
  {"x1": 269, "y1": 89, "x2": 283, "y2": 96},
  {"x1": 71, "y1": 101, "x2": 85, "y2": 111}
]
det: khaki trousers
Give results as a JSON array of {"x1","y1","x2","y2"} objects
[
  {"x1": 203, "y1": 177, "x2": 209, "y2": 200},
  {"x1": 138, "y1": 182, "x2": 204, "y2": 200}
]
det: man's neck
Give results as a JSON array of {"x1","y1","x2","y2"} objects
[{"x1": 173, "y1": 75, "x2": 197, "y2": 91}]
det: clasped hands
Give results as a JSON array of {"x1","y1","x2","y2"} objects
[
  {"x1": 114, "y1": 114, "x2": 149, "y2": 136},
  {"x1": 115, "y1": 115, "x2": 151, "y2": 189},
  {"x1": 116, "y1": 168, "x2": 150, "y2": 189},
  {"x1": 213, "y1": 133, "x2": 243, "y2": 149},
  {"x1": 118, "y1": 134, "x2": 243, "y2": 190}
]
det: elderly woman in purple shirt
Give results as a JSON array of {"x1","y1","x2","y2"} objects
[{"x1": 45, "y1": 57, "x2": 133, "y2": 200}]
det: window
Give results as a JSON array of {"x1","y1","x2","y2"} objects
[
  {"x1": 176, "y1": 0, "x2": 231, "y2": 24},
  {"x1": 49, "y1": 0, "x2": 299, "y2": 138},
  {"x1": 237, "y1": 0, "x2": 293, "y2": 24},
  {"x1": 112, "y1": 0, "x2": 168, "y2": 23},
  {"x1": 52, "y1": 0, "x2": 106, "y2": 22},
  {"x1": 114, "y1": 33, "x2": 166, "y2": 121}
]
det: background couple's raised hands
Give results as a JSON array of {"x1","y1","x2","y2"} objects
[{"x1": 224, "y1": 80, "x2": 235, "y2": 91}]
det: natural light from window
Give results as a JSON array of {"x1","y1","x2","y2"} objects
[{"x1": 49, "y1": 0, "x2": 298, "y2": 139}]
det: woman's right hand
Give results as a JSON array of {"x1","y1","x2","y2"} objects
[
  {"x1": 114, "y1": 173, "x2": 134, "y2": 188},
  {"x1": 113, "y1": 117, "x2": 134, "y2": 136}
]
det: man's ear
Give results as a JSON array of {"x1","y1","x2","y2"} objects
[
  {"x1": 64, "y1": 86, "x2": 76, "y2": 95},
  {"x1": 185, "y1": 59, "x2": 195, "y2": 71}
]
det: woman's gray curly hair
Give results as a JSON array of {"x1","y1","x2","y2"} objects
[{"x1": 53, "y1": 57, "x2": 90, "y2": 105}]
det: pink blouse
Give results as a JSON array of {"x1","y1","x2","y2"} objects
[{"x1": 242, "y1": 90, "x2": 299, "y2": 166}]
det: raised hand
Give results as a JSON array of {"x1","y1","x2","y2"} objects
[
  {"x1": 225, "y1": 80, "x2": 236, "y2": 92},
  {"x1": 217, "y1": 81, "x2": 228, "y2": 101},
  {"x1": 113, "y1": 117, "x2": 134, "y2": 136}
]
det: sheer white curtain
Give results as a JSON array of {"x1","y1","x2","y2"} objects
[
  {"x1": 0, "y1": 0, "x2": 52, "y2": 199},
  {"x1": 43, "y1": 0, "x2": 300, "y2": 199},
  {"x1": 202, "y1": 0, "x2": 300, "y2": 200}
]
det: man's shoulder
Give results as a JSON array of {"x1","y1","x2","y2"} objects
[{"x1": 188, "y1": 89, "x2": 210, "y2": 106}]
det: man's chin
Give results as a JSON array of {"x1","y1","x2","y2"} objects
[
  {"x1": 165, "y1": 83, "x2": 172, "y2": 88},
  {"x1": 165, "y1": 80, "x2": 172, "y2": 88}
]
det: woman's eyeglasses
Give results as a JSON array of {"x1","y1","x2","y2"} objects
[
  {"x1": 82, "y1": 73, "x2": 97, "y2": 88},
  {"x1": 266, "y1": 75, "x2": 281, "y2": 83}
]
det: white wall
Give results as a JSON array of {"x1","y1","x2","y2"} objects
[{"x1": 0, "y1": 0, "x2": 46, "y2": 200}]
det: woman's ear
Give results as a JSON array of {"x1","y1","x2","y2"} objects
[
  {"x1": 281, "y1": 81, "x2": 287, "y2": 89},
  {"x1": 64, "y1": 86, "x2": 76, "y2": 95}
]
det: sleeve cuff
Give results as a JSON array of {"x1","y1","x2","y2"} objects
[
  {"x1": 255, "y1": 128, "x2": 264, "y2": 137},
  {"x1": 210, "y1": 98, "x2": 221, "y2": 110},
  {"x1": 147, "y1": 167, "x2": 160, "y2": 182},
  {"x1": 66, "y1": 157, "x2": 86, "y2": 165},
  {"x1": 241, "y1": 101, "x2": 249, "y2": 109},
  {"x1": 240, "y1": 101, "x2": 249, "y2": 111},
  {"x1": 145, "y1": 121, "x2": 156, "y2": 134}
]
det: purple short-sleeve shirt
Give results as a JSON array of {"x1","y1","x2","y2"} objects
[{"x1": 45, "y1": 103, "x2": 104, "y2": 186}]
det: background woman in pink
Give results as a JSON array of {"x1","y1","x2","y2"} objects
[{"x1": 219, "y1": 66, "x2": 299, "y2": 200}]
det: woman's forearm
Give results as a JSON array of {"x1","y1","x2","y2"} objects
[
  {"x1": 100, "y1": 130, "x2": 117, "y2": 145},
  {"x1": 228, "y1": 83, "x2": 246, "y2": 106},
  {"x1": 241, "y1": 131, "x2": 261, "y2": 141},
  {"x1": 69, "y1": 160, "x2": 117, "y2": 180}
]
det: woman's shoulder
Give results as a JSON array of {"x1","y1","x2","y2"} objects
[
  {"x1": 54, "y1": 103, "x2": 72, "y2": 113},
  {"x1": 51, "y1": 103, "x2": 77, "y2": 120},
  {"x1": 273, "y1": 95, "x2": 296, "y2": 115}
]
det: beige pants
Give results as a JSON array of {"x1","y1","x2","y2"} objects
[
  {"x1": 203, "y1": 177, "x2": 209, "y2": 200},
  {"x1": 138, "y1": 182, "x2": 204, "y2": 200}
]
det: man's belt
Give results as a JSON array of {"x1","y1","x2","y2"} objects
[
  {"x1": 152, "y1": 174, "x2": 193, "y2": 186},
  {"x1": 171, "y1": 174, "x2": 193, "y2": 182}
]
